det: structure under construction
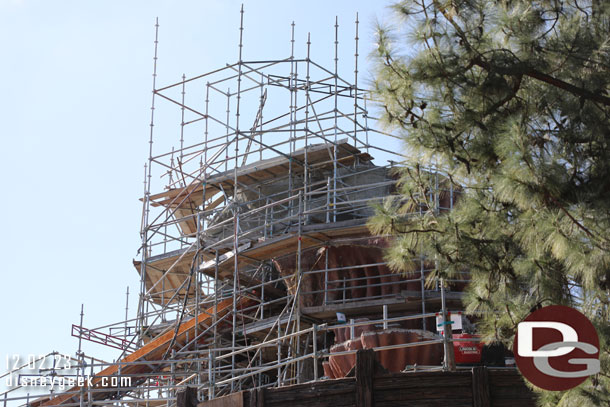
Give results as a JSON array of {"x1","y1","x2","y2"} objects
[{"x1": 2, "y1": 9, "x2": 483, "y2": 407}]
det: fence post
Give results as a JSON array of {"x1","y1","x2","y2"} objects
[
  {"x1": 472, "y1": 366, "x2": 490, "y2": 407},
  {"x1": 176, "y1": 386, "x2": 198, "y2": 407},
  {"x1": 355, "y1": 349, "x2": 374, "y2": 407},
  {"x1": 249, "y1": 388, "x2": 264, "y2": 407}
]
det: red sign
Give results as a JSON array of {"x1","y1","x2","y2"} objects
[
  {"x1": 453, "y1": 333, "x2": 483, "y2": 364},
  {"x1": 513, "y1": 305, "x2": 600, "y2": 391}
]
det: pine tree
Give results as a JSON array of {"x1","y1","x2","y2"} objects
[{"x1": 369, "y1": 1, "x2": 609, "y2": 405}]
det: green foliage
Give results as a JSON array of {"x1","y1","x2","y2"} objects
[{"x1": 370, "y1": 1, "x2": 610, "y2": 405}]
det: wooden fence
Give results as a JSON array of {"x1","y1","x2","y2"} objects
[{"x1": 191, "y1": 350, "x2": 537, "y2": 407}]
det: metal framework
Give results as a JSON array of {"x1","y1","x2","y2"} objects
[{"x1": 2, "y1": 8, "x2": 471, "y2": 407}]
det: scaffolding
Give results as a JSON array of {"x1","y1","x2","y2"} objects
[{"x1": 2, "y1": 8, "x2": 471, "y2": 407}]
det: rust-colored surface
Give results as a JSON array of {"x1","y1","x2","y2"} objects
[
  {"x1": 273, "y1": 240, "x2": 428, "y2": 307},
  {"x1": 333, "y1": 319, "x2": 375, "y2": 344},
  {"x1": 326, "y1": 329, "x2": 443, "y2": 378},
  {"x1": 328, "y1": 338, "x2": 364, "y2": 378}
]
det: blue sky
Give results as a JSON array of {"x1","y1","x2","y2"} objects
[{"x1": 0, "y1": 0, "x2": 394, "y2": 394}]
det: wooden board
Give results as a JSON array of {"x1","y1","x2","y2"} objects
[
  {"x1": 140, "y1": 242, "x2": 285, "y2": 303},
  {"x1": 148, "y1": 139, "x2": 371, "y2": 209},
  {"x1": 198, "y1": 392, "x2": 244, "y2": 407},
  {"x1": 134, "y1": 247, "x2": 215, "y2": 305}
]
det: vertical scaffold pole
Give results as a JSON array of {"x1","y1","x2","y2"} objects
[
  {"x1": 225, "y1": 88, "x2": 231, "y2": 173},
  {"x1": 450, "y1": 181, "x2": 454, "y2": 210},
  {"x1": 326, "y1": 177, "x2": 331, "y2": 224},
  {"x1": 195, "y1": 212, "x2": 201, "y2": 374},
  {"x1": 124, "y1": 286, "x2": 129, "y2": 339},
  {"x1": 288, "y1": 21, "x2": 295, "y2": 216},
  {"x1": 76, "y1": 304, "x2": 84, "y2": 380},
  {"x1": 211, "y1": 249, "x2": 219, "y2": 399},
  {"x1": 353, "y1": 13, "x2": 359, "y2": 149},
  {"x1": 170, "y1": 350, "x2": 176, "y2": 407},
  {"x1": 139, "y1": 18, "x2": 160, "y2": 344},
  {"x1": 180, "y1": 73, "x2": 186, "y2": 160},
  {"x1": 435, "y1": 172, "x2": 440, "y2": 213},
  {"x1": 208, "y1": 349, "x2": 214, "y2": 400},
  {"x1": 259, "y1": 73, "x2": 264, "y2": 161},
  {"x1": 231, "y1": 5, "x2": 245, "y2": 392},
  {"x1": 383, "y1": 305, "x2": 388, "y2": 330},
  {"x1": 203, "y1": 83, "x2": 210, "y2": 221},
  {"x1": 363, "y1": 93, "x2": 370, "y2": 154},
  {"x1": 420, "y1": 256, "x2": 427, "y2": 331},
  {"x1": 296, "y1": 191, "x2": 303, "y2": 383},
  {"x1": 333, "y1": 17, "x2": 339, "y2": 223},
  {"x1": 441, "y1": 278, "x2": 456, "y2": 371},
  {"x1": 324, "y1": 244, "x2": 329, "y2": 305},
  {"x1": 313, "y1": 324, "x2": 318, "y2": 380},
  {"x1": 304, "y1": 32, "x2": 311, "y2": 221}
]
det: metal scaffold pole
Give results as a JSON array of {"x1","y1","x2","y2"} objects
[
  {"x1": 441, "y1": 277, "x2": 456, "y2": 372},
  {"x1": 231, "y1": 4, "x2": 245, "y2": 392},
  {"x1": 353, "y1": 13, "x2": 359, "y2": 149},
  {"x1": 138, "y1": 17, "x2": 160, "y2": 346},
  {"x1": 333, "y1": 16, "x2": 339, "y2": 223},
  {"x1": 19, "y1": 8, "x2": 477, "y2": 407}
]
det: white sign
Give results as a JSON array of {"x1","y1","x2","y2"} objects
[{"x1": 435, "y1": 311, "x2": 462, "y2": 333}]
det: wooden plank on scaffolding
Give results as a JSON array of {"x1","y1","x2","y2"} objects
[
  {"x1": 206, "y1": 195, "x2": 225, "y2": 211},
  {"x1": 202, "y1": 138, "x2": 371, "y2": 188},
  {"x1": 138, "y1": 245, "x2": 285, "y2": 303},
  {"x1": 149, "y1": 183, "x2": 219, "y2": 207},
  {"x1": 147, "y1": 139, "x2": 372, "y2": 209},
  {"x1": 134, "y1": 247, "x2": 215, "y2": 305},
  {"x1": 167, "y1": 193, "x2": 224, "y2": 236},
  {"x1": 196, "y1": 241, "x2": 286, "y2": 298},
  {"x1": 200, "y1": 242, "x2": 252, "y2": 270},
  {"x1": 174, "y1": 208, "x2": 199, "y2": 235}
]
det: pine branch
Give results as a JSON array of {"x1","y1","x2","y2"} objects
[
  {"x1": 544, "y1": 192, "x2": 609, "y2": 248},
  {"x1": 473, "y1": 56, "x2": 610, "y2": 107},
  {"x1": 433, "y1": 0, "x2": 610, "y2": 107}
]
